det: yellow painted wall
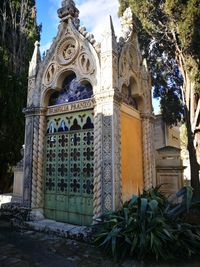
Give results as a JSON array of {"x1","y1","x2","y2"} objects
[{"x1": 121, "y1": 108, "x2": 144, "y2": 202}]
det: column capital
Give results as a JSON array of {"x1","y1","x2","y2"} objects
[{"x1": 141, "y1": 112, "x2": 155, "y2": 121}]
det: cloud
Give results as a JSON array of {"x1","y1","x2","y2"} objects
[
  {"x1": 39, "y1": 0, "x2": 122, "y2": 54},
  {"x1": 77, "y1": 0, "x2": 122, "y2": 41},
  {"x1": 46, "y1": 0, "x2": 122, "y2": 41},
  {"x1": 40, "y1": 41, "x2": 52, "y2": 55}
]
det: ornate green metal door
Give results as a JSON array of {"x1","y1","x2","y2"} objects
[{"x1": 44, "y1": 110, "x2": 94, "y2": 225}]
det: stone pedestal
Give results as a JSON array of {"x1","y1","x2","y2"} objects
[
  {"x1": 13, "y1": 166, "x2": 24, "y2": 198},
  {"x1": 156, "y1": 146, "x2": 184, "y2": 195}
]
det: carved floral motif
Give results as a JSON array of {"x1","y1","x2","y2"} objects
[{"x1": 56, "y1": 37, "x2": 79, "y2": 65}]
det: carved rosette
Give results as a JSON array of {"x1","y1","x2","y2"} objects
[{"x1": 56, "y1": 36, "x2": 79, "y2": 65}]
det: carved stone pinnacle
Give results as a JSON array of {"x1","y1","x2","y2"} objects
[{"x1": 58, "y1": 0, "x2": 79, "y2": 19}]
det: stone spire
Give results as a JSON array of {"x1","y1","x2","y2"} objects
[
  {"x1": 57, "y1": 0, "x2": 79, "y2": 20},
  {"x1": 101, "y1": 15, "x2": 117, "y2": 53},
  {"x1": 28, "y1": 41, "x2": 41, "y2": 77}
]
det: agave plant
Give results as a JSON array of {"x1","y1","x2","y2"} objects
[{"x1": 94, "y1": 186, "x2": 200, "y2": 261}]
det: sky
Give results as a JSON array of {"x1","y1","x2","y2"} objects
[
  {"x1": 36, "y1": 0, "x2": 121, "y2": 54},
  {"x1": 35, "y1": 0, "x2": 160, "y2": 113}
]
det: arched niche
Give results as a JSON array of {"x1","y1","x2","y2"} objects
[
  {"x1": 122, "y1": 76, "x2": 144, "y2": 111},
  {"x1": 42, "y1": 71, "x2": 93, "y2": 107}
]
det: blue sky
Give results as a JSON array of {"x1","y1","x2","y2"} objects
[
  {"x1": 36, "y1": 0, "x2": 121, "y2": 53},
  {"x1": 35, "y1": 0, "x2": 160, "y2": 113}
]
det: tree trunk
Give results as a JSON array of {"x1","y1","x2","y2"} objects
[
  {"x1": 177, "y1": 51, "x2": 200, "y2": 199},
  {"x1": 184, "y1": 103, "x2": 200, "y2": 199},
  {"x1": 182, "y1": 79, "x2": 200, "y2": 199}
]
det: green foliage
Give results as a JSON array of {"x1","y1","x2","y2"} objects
[
  {"x1": 94, "y1": 186, "x2": 200, "y2": 261},
  {"x1": 118, "y1": 0, "x2": 200, "y2": 121},
  {"x1": 0, "y1": 0, "x2": 40, "y2": 192}
]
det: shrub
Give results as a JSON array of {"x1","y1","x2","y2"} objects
[{"x1": 94, "y1": 186, "x2": 200, "y2": 261}]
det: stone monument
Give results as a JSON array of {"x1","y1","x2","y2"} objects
[{"x1": 23, "y1": 0, "x2": 155, "y2": 225}]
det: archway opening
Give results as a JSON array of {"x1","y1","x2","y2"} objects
[{"x1": 49, "y1": 73, "x2": 93, "y2": 106}]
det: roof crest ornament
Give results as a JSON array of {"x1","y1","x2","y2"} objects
[
  {"x1": 57, "y1": 0, "x2": 80, "y2": 27},
  {"x1": 120, "y1": 7, "x2": 133, "y2": 41}
]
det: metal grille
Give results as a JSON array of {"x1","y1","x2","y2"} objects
[{"x1": 44, "y1": 110, "x2": 94, "y2": 225}]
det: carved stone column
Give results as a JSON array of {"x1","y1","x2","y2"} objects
[
  {"x1": 23, "y1": 110, "x2": 34, "y2": 208},
  {"x1": 93, "y1": 94, "x2": 122, "y2": 219},
  {"x1": 30, "y1": 108, "x2": 46, "y2": 220},
  {"x1": 141, "y1": 113, "x2": 156, "y2": 189},
  {"x1": 23, "y1": 107, "x2": 47, "y2": 215}
]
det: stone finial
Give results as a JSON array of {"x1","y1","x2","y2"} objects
[
  {"x1": 29, "y1": 41, "x2": 41, "y2": 77},
  {"x1": 57, "y1": 0, "x2": 79, "y2": 20},
  {"x1": 120, "y1": 7, "x2": 135, "y2": 40}
]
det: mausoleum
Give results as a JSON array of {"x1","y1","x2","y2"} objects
[{"x1": 23, "y1": 0, "x2": 155, "y2": 225}]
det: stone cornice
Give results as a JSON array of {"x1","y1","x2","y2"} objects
[
  {"x1": 94, "y1": 90, "x2": 122, "y2": 104},
  {"x1": 23, "y1": 107, "x2": 47, "y2": 117}
]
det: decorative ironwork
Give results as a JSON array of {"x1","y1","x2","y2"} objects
[
  {"x1": 83, "y1": 147, "x2": 94, "y2": 160},
  {"x1": 70, "y1": 163, "x2": 80, "y2": 177},
  {"x1": 83, "y1": 117, "x2": 94, "y2": 129},
  {"x1": 58, "y1": 135, "x2": 68, "y2": 147},
  {"x1": 58, "y1": 120, "x2": 68, "y2": 132},
  {"x1": 57, "y1": 178, "x2": 67, "y2": 192},
  {"x1": 58, "y1": 149, "x2": 68, "y2": 161},
  {"x1": 83, "y1": 132, "x2": 93, "y2": 145},
  {"x1": 44, "y1": 110, "x2": 94, "y2": 225},
  {"x1": 46, "y1": 164, "x2": 55, "y2": 176},
  {"x1": 47, "y1": 150, "x2": 56, "y2": 161},
  {"x1": 83, "y1": 163, "x2": 93, "y2": 176},
  {"x1": 70, "y1": 119, "x2": 81, "y2": 130},
  {"x1": 46, "y1": 178, "x2": 55, "y2": 191},
  {"x1": 70, "y1": 179, "x2": 80, "y2": 193},
  {"x1": 58, "y1": 164, "x2": 67, "y2": 177},
  {"x1": 83, "y1": 180, "x2": 94, "y2": 194},
  {"x1": 71, "y1": 133, "x2": 80, "y2": 146}
]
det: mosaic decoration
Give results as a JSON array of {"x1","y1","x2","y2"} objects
[
  {"x1": 49, "y1": 74, "x2": 93, "y2": 106},
  {"x1": 44, "y1": 110, "x2": 94, "y2": 225}
]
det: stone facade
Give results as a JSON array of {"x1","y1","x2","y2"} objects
[{"x1": 23, "y1": 0, "x2": 155, "y2": 224}]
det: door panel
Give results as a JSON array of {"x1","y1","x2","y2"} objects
[{"x1": 44, "y1": 110, "x2": 94, "y2": 225}]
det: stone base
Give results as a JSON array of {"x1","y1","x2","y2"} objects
[
  {"x1": 30, "y1": 209, "x2": 45, "y2": 221},
  {"x1": 25, "y1": 219, "x2": 93, "y2": 242}
]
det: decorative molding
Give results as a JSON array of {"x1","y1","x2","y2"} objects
[
  {"x1": 121, "y1": 103, "x2": 140, "y2": 120},
  {"x1": 23, "y1": 107, "x2": 47, "y2": 117}
]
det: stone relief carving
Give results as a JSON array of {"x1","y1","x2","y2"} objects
[
  {"x1": 78, "y1": 53, "x2": 94, "y2": 75},
  {"x1": 120, "y1": 7, "x2": 133, "y2": 41},
  {"x1": 45, "y1": 63, "x2": 57, "y2": 85},
  {"x1": 56, "y1": 36, "x2": 79, "y2": 65},
  {"x1": 27, "y1": 77, "x2": 35, "y2": 106},
  {"x1": 102, "y1": 113, "x2": 113, "y2": 212}
]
